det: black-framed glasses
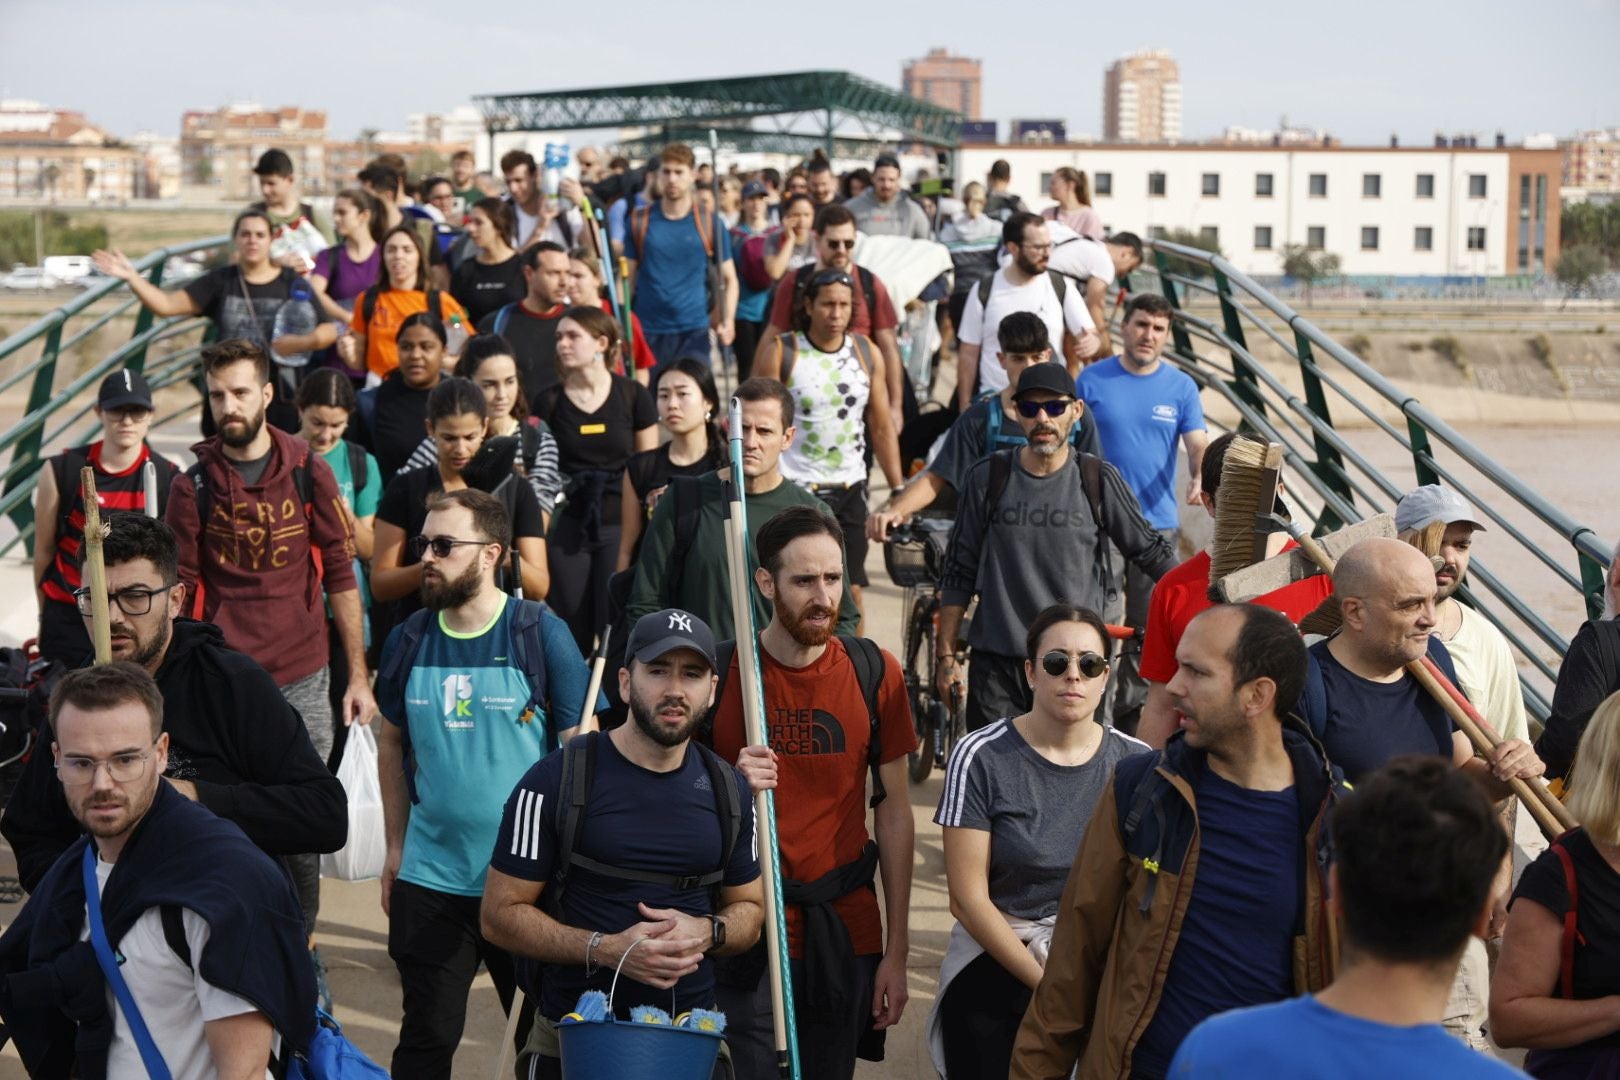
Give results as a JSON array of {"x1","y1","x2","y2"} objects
[
  {"x1": 1040, "y1": 650, "x2": 1110, "y2": 679},
  {"x1": 1016, "y1": 399, "x2": 1071, "y2": 419},
  {"x1": 74, "y1": 583, "x2": 175, "y2": 617},
  {"x1": 822, "y1": 239, "x2": 856, "y2": 250},
  {"x1": 410, "y1": 535, "x2": 490, "y2": 559},
  {"x1": 56, "y1": 738, "x2": 160, "y2": 787}
]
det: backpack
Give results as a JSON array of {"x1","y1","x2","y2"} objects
[
  {"x1": 979, "y1": 391, "x2": 1079, "y2": 453},
  {"x1": 976, "y1": 266, "x2": 1070, "y2": 310},
  {"x1": 1548, "y1": 833, "x2": 1585, "y2": 999},
  {"x1": 50, "y1": 444, "x2": 177, "y2": 544},
  {"x1": 774, "y1": 331, "x2": 876, "y2": 388},
  {"x1": 359, "y1": 286, "x2": 443, "y2": 332},
  {"x1": 785, "y1": 263, "x2": 880, "y2": 330},
  {"x1": 544, "y1": 731, "x2": 741, "y2": 916},
  {"x1": 982, "y1": 447, "x2": 1108, "y2": 594},
  {"x1": 631, "y1": 203, "x2": 722, "y2": 318},
  {"x1": 710, "y1": 634, "x2": 891, "y2": 808},
  {"x1": 183, "y1": 449, "x2": 323, "y2": 620},
  {"x1": 374, "y1": 599, "x2": 553, "y2": 803}
]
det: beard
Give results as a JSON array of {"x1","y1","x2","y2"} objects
[
  {"x1": 1027, "y1": 422, "x2": 1063, "y2": 457},
  {"x1": 1435, "y1": 566, "x2": 1463, "y2": 601},
  {"x1": 71, "y1": 779, "x2": 155, "y2": 841},
  {"x1": 217, "y1": 403, "x2": 266, "y2": 448},
  {"x1": 775, "y1": 593, "x2": 837, "y2": 648},
  {"x1": 1014, "y1": 253, "x2": 1044, "y2": 277},
  {"x1": 420, "y1": 559, "x2": 483, "y2": 611},
  {"x1": 628, "y1": 687, "x2": 702, "y2": 748},
  {"x1": 109, "y1": 618, "x2": 171, "y2": 671}
]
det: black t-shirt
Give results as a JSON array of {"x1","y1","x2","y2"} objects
[
  {"x1": 451, "y1": 254, "x2": 526, "y2": 326},
  {"x1": 478, "y1": 303, "x2": 565, "y2": 402},
  {"x1": 1513, "y1": 828, "x2": 1620, "y2": 1048},
  {"x1": 1303, "y1": 637, "x2": 1460, "y2": 783},
  {"x1": 534, "y1": 376, "x2": 657, "y2": 530},
  {"x1": 183, "y1": 265, "x2": 300, "y2": 348},
  {"x1": 625, "y1": 442, "x2": 724, "y2": 504},
  {"x1": 356, "y1": 375, "x2": 434, "y2": 485}
]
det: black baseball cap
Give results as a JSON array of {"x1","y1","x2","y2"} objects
[
  {"x1": 253, "y1": 148, "x2": 294, "y2": 177},
  {"x1": 97, "y1": 369, "x2": 154, "y2": 411},
  {"x1": 625, "y1": 609, "x2": 718, "y2": 671},
  {"x1": 1012, "y1": 363, "x2": 1077, "y2": 401}
]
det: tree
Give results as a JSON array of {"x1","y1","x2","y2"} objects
[
  {"x1": 1554, "y1": 244, "x2": 1608, "y2": 298},
  {"x1": 191, "y1": 157, "x2": 214, "y2": 185},
  {"x1": 1158, "y1": 227, "x2": 1222, "y2": 280},
  {"x1": 1561, "y1": 200, "x2": 1620, "y2": 265},
  {"x1": 1280, "y1": 244, "x2": 1342, "y2": 302}
]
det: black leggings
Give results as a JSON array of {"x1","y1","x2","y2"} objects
[
  {"x1": 938, "y1": 950, "x2": 1033, "y2": 1079},
  {"x1": 546, "y1": 510, "x2": 620, "y2": 654}
]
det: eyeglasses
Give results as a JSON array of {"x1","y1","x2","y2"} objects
[
  {"x1": 74, "y1": 583, "x2": 176, "y2": 617},
  {"x1": 1040, "y1": 651, "x2": 1110, "y2": 679},
  {"x1": 410, "y1": 535, "x2": 490, "y2": 559},
  {"x1": 57, "y1": 739, "x2": 160, "y2": 787},
  {"x1": 821, "y1": 239, "x2": 857, "y2": 250},
  {"x1": 1016, "y1": 399, "x2": 1071, "y2": 419},
  {"x1": 1016, "y1": 242, "x2": 1053, "y2": 253}
]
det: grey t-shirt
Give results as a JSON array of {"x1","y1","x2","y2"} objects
[
  {"x1": 935, "y1": 717, "x2": 1149, "y2": 919},
  {"x1": 226, "y1": 449, "x2": 272, "y2": 486}
]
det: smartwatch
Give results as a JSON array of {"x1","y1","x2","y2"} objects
[{"x1": 703, "y1": 914, "x2": 726, "y2": 952}]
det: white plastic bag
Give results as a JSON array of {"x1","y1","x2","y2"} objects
[{"x1": 321, "y1": 722, "x2": 386, "y2": 881}]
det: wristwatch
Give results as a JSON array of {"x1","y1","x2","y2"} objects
[{"x1": 703, "y1": 914, "x2": 726, "y2": 952}]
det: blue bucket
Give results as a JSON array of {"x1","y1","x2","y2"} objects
[{"x1": 557, "y1": 1018, "x2": 722, "y2": 1079}]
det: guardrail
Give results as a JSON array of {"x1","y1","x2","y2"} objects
[
  {"x1": 1130, "y1": 240, "x2": 1613, "y2": 725},
  {"x1": 0, "y1": 235, "x2": 228, "y2": 554}
]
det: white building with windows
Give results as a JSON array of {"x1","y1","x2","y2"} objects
[{"x1": 957, "y1": 144, "x2": 1563, "y2": 278}]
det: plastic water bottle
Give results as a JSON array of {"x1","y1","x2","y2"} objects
[
  {"x1": 543, "y1": 143, "x2": 570, "y2": 212},
  {"x1": 445, "y1": 313, "x2": 469, "y2": 355},
  {"x1": 271, "y1": 278, "x2": 319, "y2": 368}
]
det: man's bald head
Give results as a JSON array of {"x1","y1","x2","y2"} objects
[
  {"x1": 1334, "y1": 537, "x2": 1433, "y2": 601},
  {"x1": 1333, "y1": 537, "x2": 1439, "y2": 670}
]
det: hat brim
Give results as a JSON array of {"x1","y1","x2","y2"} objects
[
  {"x1": 98, "y1": 394, "x2": 154, "y2": 412},
  {"x1": 628, "y1": 636, "x2": 716, "y2": 671}
]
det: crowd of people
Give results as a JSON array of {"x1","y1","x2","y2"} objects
[{"x1": 0, "y1": 137, "x2": 1613, "y2": 1080}]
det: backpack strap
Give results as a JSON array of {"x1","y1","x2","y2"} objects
[
  {"x1": 1078, "y1": 450, "x2": 1106, "y2": 567},
  {"x1": 631, "y1": 206, "x2": 649, "y2": 260},
  {"x1": 427, "y1": 288, "x2": 443, "y2": 322},
  {"x1": 983, "y1": 449, "x2": 1016, "y2": 532},
  {"x1": 83, "y1": 846, "x2": 173, "y2": 1080},
  {"x1": 51, "y1": 446, "x2": 90, "y2": 545},
  {"x1": 698, "y1": 742, "x2": 742, "y2": 870},
  {"x1": 345, "y1": 441, "x2": 368, "y2": 495},
  {"x1": 976, "y1": 273, "x2": 994, "y2": 309},
  {"x1": 1045, "y1": 268, "x2": 1068, "y2": 305},
  {"x1": 708, "y1": 639, "x2": 739, "y2": 728},
  {"x1": 1301, "y1": 648, "x2": 1331, "y2": 738},
  {"x1": 151, "y1": 451, "x2": 176, "y2": 516},
  {"x1": 182, "y1": 461, "x2": 211, "y2": 619},
  {"x1": 1552, "y1": 838, "x2": 1582, "y2": 999},
  {"x1": 160, "y1": 904, "x2": 192, "y2": 970},
  {"x1": 856, "y1": 266, "x2": 878, "y2": 324},
  {"x1": 509, "y1": 598, "x2": 555, "y2": 745},
  {"x1": 548, "y1": 733, "x2": 596, "y2": 913},
  {"x1": 1116, "y1": 763, "x2": 1172, "y2": 914},
  {"x1": 665, "y1": 475, "x2": 703, "y2": 602},
  {"x1": 377, "y1": 608, "x2": 434, "y2": 803},
  {"x1": 361, "y1": 285, "x2": 380, "y2": 327},
  {"x1": 320, "y1": 243, "x2": 345, "y2": 281},
  {"x1": 776, "y1": 332, "x2": 798, "y2": 386},
  {"x1": 692, "y1": 204, "x2": 717, "y2": 261},
  {"x1": 838, "y1": 635, "x2": 888, "y2": 808},
  {"x1": 492, "y1": 302, "x2": 515, "y2": 338},
  {"x1": 850, "y1": 335, "x2": 876, "y2": 379}
]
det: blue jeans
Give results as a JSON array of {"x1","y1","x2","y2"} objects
[{"x1": 644, "y1": 328, "x2": 712, "y2": 373}]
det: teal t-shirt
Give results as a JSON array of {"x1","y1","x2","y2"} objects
[
  {"x1": 318, "y1": 440, "x2": 381, "y2": 629},
  {"x1": 381, "y1": 597, "x2": 595, "y2": 896}
]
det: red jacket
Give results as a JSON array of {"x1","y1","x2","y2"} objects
[{"x1": 167, "y1": 426, "x2": 356, "y2": 687}]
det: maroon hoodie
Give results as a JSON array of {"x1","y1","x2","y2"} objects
[{"x1": 168, "y1": 425, "x2": 357, "y2": 687}]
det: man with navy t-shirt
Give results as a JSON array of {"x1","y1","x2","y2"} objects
[
  {"x1": 375, "y1": 488, "x2": 594, "y2": 1079},
  {"x1": 482, "y1": 609, "x2": 763, "y2": 1080}
]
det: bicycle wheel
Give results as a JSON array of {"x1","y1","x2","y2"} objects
[{"x1": 908, "y1": 686, "x2": 935, "y2": 783}]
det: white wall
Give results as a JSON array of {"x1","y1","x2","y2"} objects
[{"x1": 957, "y1": 146, "x2": 1513, "y2": 277}]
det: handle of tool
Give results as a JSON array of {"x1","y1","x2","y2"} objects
[
  {"x1": 578, "y1": 628, "x2": 610, "y2": 735},
  {"x1": 80, "y1": 468, "x2": 112, "y2": 664}
]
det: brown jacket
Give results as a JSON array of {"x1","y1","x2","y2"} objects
[{"x1": 1010, "y1": 727, "x2": 1346, "y2": 1080}]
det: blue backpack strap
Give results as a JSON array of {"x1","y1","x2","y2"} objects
[
  {"x1": 83, "y1": 845, "x2": 174, "y2": 1080},
  {"x1": 376, "y1": 609, "x2": 433, "y2": 803},
  {"x1": 492, "y1": 302, "x2": 514, "y2": 338},
  {"x1": 1115, "y1": 755, "x2": 1172, "y2": 914},
  {"x1": 509, "y1": 598, "x2": 554, "y2": 747}
]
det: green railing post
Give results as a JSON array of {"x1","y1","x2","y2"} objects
[
  {"x1": 1292, "y1": 331, "x2": 1353, "y2": 531},
  {"x1": 3, "y1": 321, "x2": 64, "y2": 547},
  {"x1": 1212, "y1": 269, "x2": 1267, "y2": 427},
  {"x1": 125, "y1": 256, "x2": 167, "y2": 373},
  {"x1": 1152, "y1": 250, "x2": 1194, "y2": 356},
  {"x1": 1578, "y1": 549, "x2": 1608, "y2": 622},
  {"x1": 1405, "y1": 416, "x2": 1442, "y2": 488}
]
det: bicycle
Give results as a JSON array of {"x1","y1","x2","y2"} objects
[{"x1": 882, "y1": 519, "x2": 966, "y2": 783}]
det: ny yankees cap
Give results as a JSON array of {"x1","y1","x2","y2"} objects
[
  {"x1": 626, "y1": 609, "x2": 718, "y2": 671},
  {"x1": 97, "y1": 369, "x2": 154, "y2": 411}
]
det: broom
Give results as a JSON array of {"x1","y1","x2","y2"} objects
[{"x1": 1214, "y1": 442, "x2": 1577, "y2": 841}]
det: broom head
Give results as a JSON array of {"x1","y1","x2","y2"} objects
[{"x1": 1209, "y1": 438, "x2": 1285, "y2": 585}]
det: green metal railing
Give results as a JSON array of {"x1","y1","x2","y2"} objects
[
  {"x1": 0, "y1": 235, "x2": 227, "y2": 554},
  {"x1": 1132, "y1": 240, "x2": 1614, "y2": 724}
]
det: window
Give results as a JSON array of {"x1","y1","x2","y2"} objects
[
  {"x1": 1309, "y1": 173, "x2": 1327, "y2": 197},
  {"x1": 1199, "y1": 225, "x2": 1219, "y2": 247},
  {"x1": 1254, "y1": 225, "x2": 1273, "y2": 250},
  {"x1": 1201, "y1": 172, "x2": 1220, "y2": 196},
  {"x1": 1416, "y1": 173, "x2": 1435, "y2": 198},
  {"x1": 1414, "y1": 226, "x2": 1433, "y2": 251},
  {"x1": 1306, "y1": 226, "x2": 1325, "y2": 251},
  {"x1": 1467, "y1": 227, "x2": 1486, "y2": 250},
  {"x1": 1038, "y1": 172, "x2": 1052, "y2": 194},
  {"x1": 1360, "y1": 227, "x2": 1379, "y2": 250},
  {"x1": 1468, "y1": 174, "x2": 1487, "y2": 198},
  {"x1": 1148, "y1": 172, "x2": 1166, "y2": 197},
  {"x1": 1362, "y1": 173, "x2": 1381, "y2": 198},
  {"x1": 1255, "y1": 172, "x2": 1274, "y2": 197},
  {"x1": 1148, "y1": 225, "x2": 1169, "y2": 240},
  {"x1": 1094, "y1": 171, "x2": 1112, "y2": 196}
]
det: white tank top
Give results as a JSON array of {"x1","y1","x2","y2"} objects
[{"x1": 778, "y1": 332, "x2": 871, "y2": 487}]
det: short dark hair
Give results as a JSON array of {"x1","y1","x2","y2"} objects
[
  {"x1": 1110, "y1": 232, "x2": 1145, "y2": 261},
  {"x1": 500, "y1": 149, "x2": 537, "y2": 176},
  {"x1": 470, "y1": 197, "x2": 514, "y2": 242},
  {"x1": 253, "y1": 148, "x2": 294, "y2": 178},
  {"x1": 873, "y1": 153, "x2": 900, "y2": 172},
  {"x1": 426, "y1": 376, "x2": 488, "y2": 426},
  {"x1": 996, "y1": 311, "x2": 1051, "y2": 355},
  {"x1": 1200, "y1": 431, "x2": 1267, "y2": 509},
  {"x1": 807, "y1": 156, "x2": 832, "y2": 176},
  {"x1": 357, "y1": 161, "x2": 402, "y2": 196},
  {"x1": 1217, "y1": 603, "x2": 1308, "y2": 716},
  {"x1": 1333, "y1": 756, "x2": 1507, "y2": 963},
  {"x1": 756, "y1": 504, "x2": 843, "y2": 576},
  {"x1": 1025, "y1": 604, "x2": 1113, "y2": 663},
  {"x1": 295, "y1": 367, "x2": 358, "y2": 414},
  {"x1": 761, "y1": 168, "x2": 782, "y2": 189},
  {"x1": 397, "y1": 310, "x2": 448, "y2": 347},
  {"x1": 231, "y1": 208, "x2": 273, "y2": 239},
  {"x1": 50, "y1": 661, "x2": 164, "y2": 741},
  {"x1": 1002, "y1": 211, "x2": 1044, "y2": 248},
  {"x1": 424, "y1": 488, "x2": 511, "y2": 555},
  {"x1": 423, "y1": 175, "x2": 452, "y2": 198},
  {"x1": 520, "y1": 239, "x2": 568, "y2": 271},
  {"x1": 102, "y1": 511, "x2": 178, "y2": 583},
  {"x1": 814, "y1": 204, "x2": 856, "y2": 233},
  {"x1": 989, "y1": 159, "x2": 1012, "y2": 183},
  {"x1": 202, "y1": 338, "x2": 270, "y2": 386},
  {"x1": 735, "y1": 376, "x2": 795, "y2": 428},
  {"x1": 1125, "y1": 293, "x2": 1173, "y2": 322}
]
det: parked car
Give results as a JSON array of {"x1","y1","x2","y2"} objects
[
  {"x1": 43, "y1": 255, "x2": 93, "y2": 284},
  {"x1": 0, "y1": 266, "x2": 62, "y2": 290}
]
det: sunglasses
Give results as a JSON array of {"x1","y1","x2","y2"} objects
[
  {"x1": 1016, "y1": 399, "x2": 1071, "y2": 419},
  {"x1": 410, "y1": 535, "x2": 489, "y2": 559},
  {"x1": 821, "y1": 239, "x2": 857, "y2": 250},
  {"x1": 1040, "y1": 650, "x2": 1110, "y2": 679}
]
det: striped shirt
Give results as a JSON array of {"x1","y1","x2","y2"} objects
[{"x1": 42, "y1": 443, "x2": 175, "y2": 605}]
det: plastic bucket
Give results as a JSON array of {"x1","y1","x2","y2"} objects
[{"x1": 558, "y1": 1019, "x2": 722, "y2": 1079}]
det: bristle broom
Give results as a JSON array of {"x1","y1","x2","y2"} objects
[{"x1": 1209, "y1": 438, "x2": 1284, "y2": 584}]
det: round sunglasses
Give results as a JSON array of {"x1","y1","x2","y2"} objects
[
  {"x1": 1039, "y1": 650, "x2": 1110, "y2": 679},
  {"x1": 1016, "y1": 399, "x2": 1071, "y2": 419}
]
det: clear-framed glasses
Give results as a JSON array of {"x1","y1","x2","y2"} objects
[{"x1": 56, "y1": 739, "x2": 160, "y2": 787}]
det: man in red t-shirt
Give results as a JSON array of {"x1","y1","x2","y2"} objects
[
  {"x1": 709, "y1": 504, "x2": 915, "y2": 1080},
  {"x1": 1137, "y1": 432, "x2": 1335, "y2": 747}
]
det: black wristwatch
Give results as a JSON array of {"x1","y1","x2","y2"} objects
[{"x1": 704, "y1": 914, "x2": 726, "y2": 952}]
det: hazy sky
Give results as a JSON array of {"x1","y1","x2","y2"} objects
[{"x1": 2, "y1": 0, "x2": 1616, "y2": 144}]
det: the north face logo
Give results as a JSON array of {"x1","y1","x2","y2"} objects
[{"x1": 770, "y1": 709, "x2": 848, "y2": 756}]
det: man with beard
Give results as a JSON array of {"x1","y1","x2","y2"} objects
[
  {"x1": 165, "y1": 337, "x2": 371, "y2": 980},
  {"x1": 939, "y1": 364, "x2": 1176, "y2": 732},
  {"x1": 482, "y1": 609, "x2": 763, "y2": 1079},
  {"x1": 0, "y1": 663, "x2": 316, "y2": 1077},
  {"x1": 708, "y1": 505, "x2": 917, "y2": 1080},
  {"x1": 1, "y1": 511, "x2": 345, "y2": 892},
  {"x1": 956, "y1": 213, "x2": 1099, "y2": 410},
  {"x1": 373, "y1": 489, "x2": 592, "y2": 1079}
]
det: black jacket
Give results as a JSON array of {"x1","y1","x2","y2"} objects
[
  {"x1": 0, "y1": 619, "x2": 346, "y2": 891},
  {"x1": 0, "y1": 781, "x2": 316, "y2": 1077}
]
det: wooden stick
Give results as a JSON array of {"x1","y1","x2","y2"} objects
[
  {"x1": 577, "y1": 627, "x2": 610, "y2": 735},
  {"x1": 80, "y1": 468, "x2": 112, "y2": 664},
  {"x1": 490, "y1": 993, "x2": 522, "y2": 1080}
]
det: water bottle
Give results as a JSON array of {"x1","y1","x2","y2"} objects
[
  {"x1": 272, "y1": 278, "x2": 319, "y2": 368},
  {"x1": 543, "y1": 143, "x2": 570, "y2": 212},
  {"x1": 445, "y1": 313, "x2": 469, "y2": 355}
]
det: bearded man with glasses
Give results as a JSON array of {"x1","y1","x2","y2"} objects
[{"x1": 939, "y1": 363, "x2": 1175, "y2": 732}]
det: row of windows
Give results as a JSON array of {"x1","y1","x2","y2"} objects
[
  {"x1": 1152, "y1": 225, "x2": 1489, "y2": 253},
  {"x1": 1098, "y1": 171, "x2": 1488, "y2": 199}
]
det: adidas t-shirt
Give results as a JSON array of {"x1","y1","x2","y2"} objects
[{"x1": 378, "y1": 596, "x2": 594, "y2": 896}]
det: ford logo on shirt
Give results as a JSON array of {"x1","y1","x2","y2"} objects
[{"x1": 1152, "y1": 404, "x2": 1179, "y2": 423}]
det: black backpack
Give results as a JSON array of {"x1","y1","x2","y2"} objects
[
  {"x1": 50, "y1": 445, "x2": 177, "y2": 541},
  {"x1": 359, "y1": 286, "x2": 444, "y2": 331},
  {"x1": 976, "y1": 266, "x2": 1071, "y2": 309},
  {"x1": 784, "y1": 263, "x2": 879, "y2": 327}
]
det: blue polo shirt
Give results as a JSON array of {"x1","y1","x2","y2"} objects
[
  {"x1": 627, "y1": 203, "x2": 733, "y2": 333},
  {"x1": 1077, "y1": 356, "x2": 1205, "y2": 530}
]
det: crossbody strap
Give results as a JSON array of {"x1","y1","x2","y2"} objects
[{"x1": 82, "y1": 845, "x2": 174, "y2": 1080}]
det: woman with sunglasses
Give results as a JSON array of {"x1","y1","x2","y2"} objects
[
  {"x1": 929, "y1": 603, "x2": 1147, "y2": 1079},
  {"x1": 371, "y1": 377, "x2": 549, "y2": 627},
  {"x1": 756, "y1": 267, "x2": 904, "y2": 624}
]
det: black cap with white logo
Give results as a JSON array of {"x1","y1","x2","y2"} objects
[
  {"x1": 625, "y1": 609, "x2": 718, "y2": 672},
  {"x1": 97, "y1": 369, "x2": 154, "y2": 411}
]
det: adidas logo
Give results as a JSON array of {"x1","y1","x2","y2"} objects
[{"x1": 695, "y1": 774, "x2": 712, "y2": 792}]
